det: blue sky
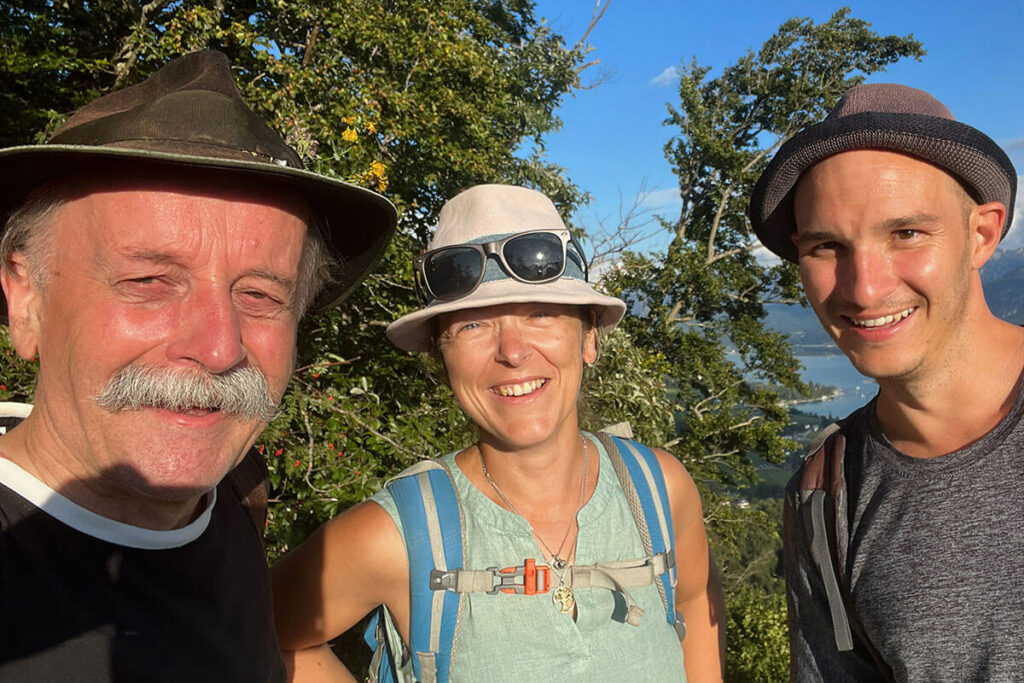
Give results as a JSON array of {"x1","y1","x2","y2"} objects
[{"x1": 531, "y1": 0, "x2": 1024, "y2": 254}]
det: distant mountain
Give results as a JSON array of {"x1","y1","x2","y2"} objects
[
  {"x1": 763, "y1": 302, "x2": 833, "y2": 352},
  {"x1": 764, "y1": 246, "x2": 1024, "y2": 350},
  {"x1": 981, "y1": 247, "x2": 1024, "y2": 324}
]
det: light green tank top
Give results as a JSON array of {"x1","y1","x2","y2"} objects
[{"x1": 371, "y1": 434, "x2": 687, "y2": 682}]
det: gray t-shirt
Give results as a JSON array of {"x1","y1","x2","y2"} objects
[{"x1": 785, "y1": 385, "x2": 1024, "y2": 682}]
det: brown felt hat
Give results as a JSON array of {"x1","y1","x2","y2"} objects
[
  {"x1": 0, "y1": 50, "x2": 397, "y2": 318},
  {"x1": 750, "y1": 83, "x2": 1017, "y2": 262}
]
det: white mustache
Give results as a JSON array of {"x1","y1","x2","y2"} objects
[{"x1": 93, "y1": 364, "x2": 279, "y2": 423}]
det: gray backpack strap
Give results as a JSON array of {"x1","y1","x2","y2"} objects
[
  {"x1": 799, "y1": 423, "x2": 853, "y2": 651},
  {"x1": 800, "y1": 418, "x2": 894, "y2": 681}
]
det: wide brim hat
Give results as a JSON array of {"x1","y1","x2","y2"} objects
[
  {"x1": 750, "y1": 83, "x2": 1017, "y2": 263},
  {"x1": 0, "y1": 50, "x2": 397, "y2": 319},
  {"x1": 386, "y1": 184, "x2": 626, "y2": 353}
]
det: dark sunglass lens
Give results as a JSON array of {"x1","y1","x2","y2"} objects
[
  {"x1": 424, "y1": 247, "x2": 483, "y2": 299},
  {"x1": 503, "y1": 233, "x2": 564, "y2": 281}
]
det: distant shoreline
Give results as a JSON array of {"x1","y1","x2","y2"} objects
[{"x1": 781, "y1": 387, "x2": 842, "y2": 407}]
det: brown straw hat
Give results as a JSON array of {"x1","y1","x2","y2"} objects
[
  {"x1": 0, "y1": 50, "x2": 397, "y2": 316},
  {"x1": 750, "y1": 83, "x2": 1017, "y2": 262},
  {"x1": 386, "y1": 184, "x2": 625, "y2": 353}
]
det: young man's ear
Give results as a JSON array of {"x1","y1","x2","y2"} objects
[
  {"x1": 969, "y1": 201, "x2": 1007, "y2": 270},
  {"x1": 1, "y1": 253, "x2": 43, "y2": 360}
]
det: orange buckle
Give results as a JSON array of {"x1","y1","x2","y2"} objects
[{"x1": 487, "y1": 558, "x2": 551, "y2": 595}]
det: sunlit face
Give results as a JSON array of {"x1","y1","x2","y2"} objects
[
  {"x1": 14, "y1": 174, "x2": 308, "y2": 503},
  {"x1": 437, "y1": 302, "x2": 598, "y2": 451},
  {"x1": 792, "y1": 149, "x2": 980, "y2": 383}
]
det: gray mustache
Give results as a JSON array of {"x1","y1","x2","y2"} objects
[{"x1": 93, "y1": 364, "x2": 279, "y2": 423}]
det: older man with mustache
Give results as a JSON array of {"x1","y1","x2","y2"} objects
[{"x1": 0, "y1": 52, "x2": 396, "y2": 681}]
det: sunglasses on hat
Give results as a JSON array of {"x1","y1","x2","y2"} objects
[{"x1": 413, "y1": 229, "x2": 589, "y2": 303}]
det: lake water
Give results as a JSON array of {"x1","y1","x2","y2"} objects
[{"x1": 796, "y1": 353, "x2": 877, "y2": 419}]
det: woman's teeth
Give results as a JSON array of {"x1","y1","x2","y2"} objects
[{"x1": 495, "y1": 379, "x2": 547, "y2": 397}]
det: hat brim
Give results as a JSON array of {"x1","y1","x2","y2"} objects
[
  {"x1": 750, "y1": 112, "x2": 1018, "y2": 263},
  {"x1": 385, "y1": 277, "x2": 627, "y2": 353},
  {"x1": 0, "y1": 144, "x2": 397, "y2": 319}
]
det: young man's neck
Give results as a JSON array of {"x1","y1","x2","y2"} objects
[{"x1": 873, "y1": 314, "x2": 1024, "y2": 458}]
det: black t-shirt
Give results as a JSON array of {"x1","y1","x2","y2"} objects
[{"x1": 0, "y1": 457, "x2": 286, "y2": 682}]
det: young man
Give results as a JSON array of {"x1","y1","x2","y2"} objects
[
  {"x1": 0, "y1": 51, "x2": 396, "y2": 680},
  {"x1": 750, "y1": 84, "x2": 1020, "y2": 681}
]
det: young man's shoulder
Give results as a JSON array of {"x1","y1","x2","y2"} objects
[{"x1": 785, "y1": 402, "x2": 873, "y2": 499}]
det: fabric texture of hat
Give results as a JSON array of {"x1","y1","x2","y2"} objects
[
  {"x1": 750, "y1": 83, "x2": 1018, "y2": 262},
  {"x1": 0, "y1": 50, "x2": 397, "y2": 316},
  {"x1": 386, "y1": 184, "x2": 626, "y2": 353}
]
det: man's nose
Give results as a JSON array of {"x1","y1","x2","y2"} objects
[
  {"x1": 838, "y1": 247, "x2": 897, "y2": 307},
  {"x1": 166, "y1": 286, "x2": 246, "y2": 373}
]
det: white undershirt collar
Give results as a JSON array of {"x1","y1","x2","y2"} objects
[{"x1": 0, "y1": 456, "x2": 215, "y2": 550}]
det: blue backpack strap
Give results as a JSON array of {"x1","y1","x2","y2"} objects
[
  {"x1": 373, "y1": 460, "x2": 465, "y2": 683},
  {"x1": 596, "y1": 432, "x2": 682, "y2": 636},
  {"x1": 365, "y1": 606, "x2": 400, "y2": 683}
]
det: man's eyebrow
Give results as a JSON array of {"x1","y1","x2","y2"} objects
[
  {"x1": 793, "y1": 229, "x2": 837, "y2": 244},
  {"x1": 116, "y1": 248, "x2": 180, "y2": 264},
  {"x1": 795, "y1": 213, "x2": 942, "y2": 244},
  {"x1": 880, "y1": 213, "x2": 941, "y2": 230},
  {"x1": 113, "y1": 250, "x2": 296, "y2": 289},
  {"x1": 245, "y1": 269, "x2": 297, "y2": 290}
]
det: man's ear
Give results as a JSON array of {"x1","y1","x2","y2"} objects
[
  {"x1": 1, "y1": 253, "x2": 42, "y2": 360},
  {"x1": 969, "y1": 201, "x2": 1007, "y2": 270}
]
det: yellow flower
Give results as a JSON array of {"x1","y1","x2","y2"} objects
[
  {"x1": 367, "y1": 122, "x2": 377, "y2": 134},
  {"x1": 370, "y1": 160, "x2": 386, "y2": 178},
  {"x1": 341, "y1": 128, "x2": 358, "y2": 143},
  {"x1": 341, "y1": 115, "x2": 356, "y2": 125}
]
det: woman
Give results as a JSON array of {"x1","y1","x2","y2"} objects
[{"x1": 272, "y1": 184, "x2": 724, "y2": 681}]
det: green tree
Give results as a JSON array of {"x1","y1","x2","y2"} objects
[{"x1": 726, "y1": 585, "x2": 790, "y2": 682}]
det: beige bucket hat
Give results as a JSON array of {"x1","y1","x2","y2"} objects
[{"x1": 386, "y1": 184, "x2": 626, "y2": 352}]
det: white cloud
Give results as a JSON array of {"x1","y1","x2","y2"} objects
[
  {"x1": 639, "y1": 187, "x2": 682, "y2": 209},
  {"x1": 752, "y1": 239, "x2": 782, "y2": 267},
  {"x1": 649, "y1": 66, "x2": 679, "y2": 87},
  {"x1": 998, "y1": 175, "x2": 1024, "y2": 250}
]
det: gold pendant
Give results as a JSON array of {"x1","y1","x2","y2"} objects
[{"x1": 552, "y1": 585, "x2": 575, "y2": 613}]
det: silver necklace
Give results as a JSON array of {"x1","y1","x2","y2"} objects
[{"x1": 479, "y1": 434, "x2": 589, "y2": 613}]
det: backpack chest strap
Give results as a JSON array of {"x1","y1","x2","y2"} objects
[{"x1": 429, "y1": 549, "x2": 674, "y2": 627}]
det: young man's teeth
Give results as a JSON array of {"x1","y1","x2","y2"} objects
[
  {"x1": 854, "y1": 307, "x2": 915, "y2": 328},
  {"x1": 496, "y1": 379, "x2": 546, "y2": 397}
]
